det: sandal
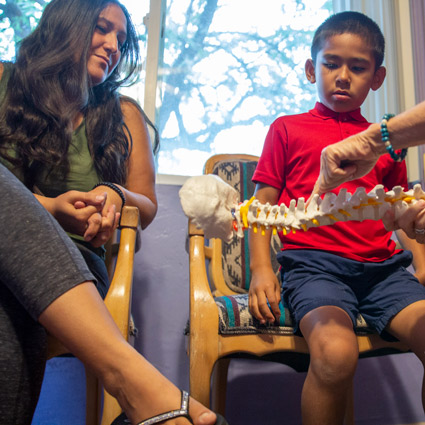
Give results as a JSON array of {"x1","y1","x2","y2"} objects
[{"x1": 110, "y1": 390, "x2": 229, "y2": 425}]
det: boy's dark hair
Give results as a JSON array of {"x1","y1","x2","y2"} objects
[{"x1": 311, "y1": 11, "x2": 385, "y2": 70}]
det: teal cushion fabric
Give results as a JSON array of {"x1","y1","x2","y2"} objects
[
  {"x1": 215, "y1": 294, "x2": 293, "y2": 335},
  {"x1": 215, "y1": 294, "x2": 375, "y2": 336}
]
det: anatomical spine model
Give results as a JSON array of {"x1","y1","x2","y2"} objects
[
  {"x1": 235, "y1": 184, "x2": 425, "y2": 238},
  {"x1": 179, "y1": 174, "x2": 425, "y2": 242}
]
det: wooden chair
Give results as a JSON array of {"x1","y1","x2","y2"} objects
[
  {"x1": 187, "y1": 154, "x2": 410, "y2": 424},
  {"x1": 46, "y1": 205, "x2": 140, "y2": 425}
]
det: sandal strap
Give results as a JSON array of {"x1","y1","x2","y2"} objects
[{"x1": 138, "y1": 390, "x2": 193, "y2": 425}]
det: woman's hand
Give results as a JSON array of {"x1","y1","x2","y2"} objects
[
  {"x1": 310, "y1": 124, "x2": 382, "y2": 197},
  {"x1": 83, "y1": 205, "x2": 121, "y2": 247},
  {"x1": 39, "y1": 190, "x2": 106, "y2": 235},
  {"x1": 383, "y1": 200, "x2": 425, "y2": 244},
  {"x1": 74, "y1": 186, "x2": 123, "y2": 247}
]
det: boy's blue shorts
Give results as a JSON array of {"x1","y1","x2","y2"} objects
[{"x1": 277, "y1": 249, "x2": 425, "y2": 339}]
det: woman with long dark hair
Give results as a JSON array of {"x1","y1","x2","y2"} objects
[{"x1": 0, "y1": 0, "x2": 158, "y2": 297}]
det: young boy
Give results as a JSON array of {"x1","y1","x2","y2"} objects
[{"x1": 249, "y1": 11, "x2": 425, "y2": 424}]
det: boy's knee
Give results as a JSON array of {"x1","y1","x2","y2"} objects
[{"x1": 309, "y1": 339, "x2": 358, "y2": 386}]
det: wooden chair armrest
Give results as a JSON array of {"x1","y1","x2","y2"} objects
[
  {"x1": 188, "y1": 219, "x2": 239, "y2": 297},
  {"x1": 100, "y1": 206, "x2": 139, "y2": 425},
  {"x1": 188, "y1": 221, "x2": 217, "y2": 310},
  {"x1": 188, "y1": 222, "x2": 220, "y2": 354},
  {"x1": 189, "y1": 219, "x2": 205, "y2": 237},
  {"x1": 104, "y1": 206, "x2": 139, "y2": 340}
]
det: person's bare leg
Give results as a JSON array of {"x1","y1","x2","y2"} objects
[
  {"x1": 386, "y1": 300, "x2": 425, "y2": 411},
  {"x1": 38, "y1": 282, "x2": 217, "y2": 425},
  {"x1": 300, "y1": 306, "x2": 358, "y2": 425}
]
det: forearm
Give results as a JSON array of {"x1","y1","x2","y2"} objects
[
  {"x1": 249, "y1": 184, "x2": 280, "y2": 273},
  {"x1": 89, "y1": 183, "x2": 157, "y2": 229},
  {"x1": 388, "y1": 101, "x2": 425, "y2": 150},
  {"x1": 249, "y1": 228, "x2": 274, "y2": 273},
  {"x1": 120, "y1": 186, "x2": 158, "y2": 229},
  {"x1": 33, "y1": 193, "x2": 55, "y2": 214},
  {"x1": 360, "y1": 101, "x2": 425, "y2": 154},
  {"x1": 120, "y1": 99, "x2": 158, "y2": 229}
]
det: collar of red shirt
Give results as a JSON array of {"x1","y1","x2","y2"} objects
[{"x1": 309, "y1": 102, "x2": 368, "y2": 123}]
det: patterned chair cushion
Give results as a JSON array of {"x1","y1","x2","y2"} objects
[
  {"x1": 216, "y1": 294, "x2": 375, "y2": 336},
  {"x1": 213, "y1": 159, "x2": 281, "y2": 293}
]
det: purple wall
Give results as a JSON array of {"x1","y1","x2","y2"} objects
[{"x1": 132, "y1": 183, "x2": 424, "y2": 425}]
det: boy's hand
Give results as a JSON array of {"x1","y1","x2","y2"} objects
[{"x1": 249, "y1": 267, "x2": 281, "y2": 324}]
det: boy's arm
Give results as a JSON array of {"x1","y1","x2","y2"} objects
[
  {"x1": 395, "y1": 229, "x2": 425, "y2": 285},
  {"x1": 249, "y1": 183, "x2": 281, "y2": 324}
]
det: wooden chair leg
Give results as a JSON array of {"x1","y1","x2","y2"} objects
[
  {"x1": 211, "y1": 358, "x2": 230, "y2": 416},
  {"x1": 85, "y1": 366, "x2": 100, "y2": 425},
  {"x1": 344, "y1": 382, "x2": 355, "y2": 425},
  {"x1": 190, "y1": 353, "x2": 217, "y2": 408}
]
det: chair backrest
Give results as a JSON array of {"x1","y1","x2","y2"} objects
[{"x1": 205, "y1": 154, "x2": 281, "y2": 294}]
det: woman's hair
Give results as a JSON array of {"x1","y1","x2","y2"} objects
[
  {"x1": 0, "y1": 0, "x2": 158, "y2": 188},
  {"x1": 311, "y1": 11, "x2": 385, "y2": 71}
]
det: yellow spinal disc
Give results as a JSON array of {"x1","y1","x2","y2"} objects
[
  {"x1": 239, "y1": 196, "x2": 255, "y2": 228},
  {"x1": 402, "y1": 196, "x2": 415, "y2": 203}
]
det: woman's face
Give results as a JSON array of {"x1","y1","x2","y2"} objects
[{"x1": 87, "y1": 3, "x2": 127, "y2": 86}]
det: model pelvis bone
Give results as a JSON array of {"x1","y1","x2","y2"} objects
[{"x1": 179, "y1": 175, "x2": 425, "y2": 242}]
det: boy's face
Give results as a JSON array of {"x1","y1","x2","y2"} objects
[{"x1": 305, "y1": 33, "x2": 386, "y2": 113}]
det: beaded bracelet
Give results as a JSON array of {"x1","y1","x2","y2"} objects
[
  {"x1": 93, "y1": 182, "x2": 126, "y2": 209},
  {"x1": 381, "y1": 113, "x2": 407, "y2": 162}
]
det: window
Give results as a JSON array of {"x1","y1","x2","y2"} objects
[
  {"x1": 0, "y1": 0, "x2": 332, "y2": 176},
  {"x1": 0, "y1": 0, "x2": 46, "y2": 60},
  {"x1": 155, "y1": 0, "x2": 332, "y2": 175}
]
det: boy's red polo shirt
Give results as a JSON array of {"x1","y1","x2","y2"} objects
[{"x1": 253, "y1": 102, "x2": 407, "y2": 262}]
